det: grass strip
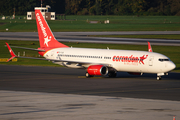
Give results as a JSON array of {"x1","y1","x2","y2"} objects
[{"x1": 0, "y1": 15, "x2": 180, "y2": 32}]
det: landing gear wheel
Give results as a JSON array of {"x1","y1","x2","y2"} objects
[
  {"x1": 108, "y1": 72, "x2": 117, "y2": 78},
  {"x1": 157, "y1": 76, "x2": 162, "y2": 80},
  {"x1": 85, "y1": 72, "x2": 93, "y2": 78}
]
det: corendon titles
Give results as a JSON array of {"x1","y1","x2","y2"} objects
[
  {"x1": 36, "y1": 13, "x2": 47, "y2": 38},
  {"x1": 112, "y1": 55, "x2": 148, "y2": 65}
]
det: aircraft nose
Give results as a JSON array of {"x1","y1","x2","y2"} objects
[{"x1": 168, "y1": 62, "x2": 176, "y2": 71}]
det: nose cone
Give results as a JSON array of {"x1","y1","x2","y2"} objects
[{"x1": 168, "y1": 62, "x2": 176, "y2": 71}]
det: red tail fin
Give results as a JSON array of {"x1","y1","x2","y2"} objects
[{"x1": 35, "y1": 9, "x2": 68, "y2": 48}]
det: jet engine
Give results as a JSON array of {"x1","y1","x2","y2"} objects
[{"x1": 87, "y1": 65, "x2": 108, "y2": 76}]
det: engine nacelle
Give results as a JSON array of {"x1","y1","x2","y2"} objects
[{"x1": 87, "y1": 65, "x2": 108, "y2": 76}]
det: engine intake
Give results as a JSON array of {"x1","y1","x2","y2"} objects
[{"x1": 87, "y1": 65, "x2": 108, "y2": 76}]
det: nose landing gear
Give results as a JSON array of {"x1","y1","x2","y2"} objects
[
  {"x1": 157, "y1": 73, "x2": 169, "y2": 80},
  {"x1": 157, "y1": 76, "x2": 162, "y2": 80}
]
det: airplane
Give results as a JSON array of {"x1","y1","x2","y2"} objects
[{"x1": 6, "y1": 9, "x2": 176, "y2": 80}]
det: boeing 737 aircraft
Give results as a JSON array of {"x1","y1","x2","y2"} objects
[{"x1": 6, "y1": 9, "x2": 176, "y2": 80}]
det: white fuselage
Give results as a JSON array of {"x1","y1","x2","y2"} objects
[{"x1": 43, "y1": 47, "x2": 176, "y2": 74}]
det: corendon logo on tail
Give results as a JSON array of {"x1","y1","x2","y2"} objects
[
  {"x1": 36, "y1": 13, "x2": 51, "y2": 47},
  {"x1": 112, "y1": 55, "x2": 148, "y2": 65}
]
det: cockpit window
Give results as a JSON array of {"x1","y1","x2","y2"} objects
[{"x1": 159, "y1": 58, "x2": 170, "y2": 62}]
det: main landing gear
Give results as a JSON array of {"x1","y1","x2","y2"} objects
[
  {"x1": 85, "y1": 72, "x2": 93, "y2": 78},
  {"x1": 108, "y1": 71, "x2": 117, "y2": 78}
]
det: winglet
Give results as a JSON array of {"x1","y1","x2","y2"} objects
[
  {"x1": 5, "y1": 42, "x2": 17, "y2": 62},
  {"x1": 148, "y1": 42, "x2": 153, "y2": 52}
]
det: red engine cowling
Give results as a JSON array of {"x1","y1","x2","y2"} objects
[{"x1": 87, "y1": 65, "x2": 108, "y2": 76}]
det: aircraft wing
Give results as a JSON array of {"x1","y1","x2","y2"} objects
[{"x1": 5, "y1": 42, "x2": 111, "y2": 67}]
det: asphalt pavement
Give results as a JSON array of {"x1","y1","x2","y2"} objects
[
  {"x1": 0, "y1": 32, "x2": 180, "y2": 46},
  {"x1": 0, "y1": 65, "x2": 180, "y2": 120}
]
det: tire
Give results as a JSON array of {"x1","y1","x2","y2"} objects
[
  {"x1": 85, "y1": 72, "x2": 93, "y2": 78},
  {"x1": 108, "y1": 72, "x2": 117, "y2": 78},
  {"x1": 157, "y1": 76, "x2": 162, "y2": 80}
]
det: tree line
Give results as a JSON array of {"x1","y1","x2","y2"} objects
[{"x1": 0, "y1": 0, "x2": 180, "y2": 16}]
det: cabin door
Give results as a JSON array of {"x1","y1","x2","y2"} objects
[{"x1": 149, "y1": 56, "x2": 154, "y2": 66}]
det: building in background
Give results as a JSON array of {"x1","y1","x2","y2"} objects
[{"x1": 27, "y1": 5, "x2": 55, "y2": 20}]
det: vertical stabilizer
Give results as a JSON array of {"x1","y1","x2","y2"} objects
[{"x1": 35, "y1": 9, "x2": 68, "y2": 48}]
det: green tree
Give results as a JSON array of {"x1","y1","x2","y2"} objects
[
  {"x1": 169, "y1": 0, "x2": 180, "y2": 15},
  {"x1": 131, "y1": 0, "x2": 147, "y2": 15},
  {"x1": 95, "y1": 0, "x2": 102, "y2": 15},
  {"x1": 0, "y1": 0, "x2": 180, "y2": 16}
]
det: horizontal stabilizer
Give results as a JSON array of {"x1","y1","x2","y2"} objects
[
  {"x1": 5, "y1": 42, "x2": 17, "y2": 62},
  {"x1": 8, "y1": 45, "x2": 45, "y2": 52}
]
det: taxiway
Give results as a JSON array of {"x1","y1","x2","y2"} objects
[
  {"x1": 0, "y1": 32, "x2": 180, "y2": 46},
  {"x1": 1, "y1": 65, "x2": 180, "y2": 120},
  {"x1": 1, "y1": 65, "x2": 180, "y2": 101}
]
